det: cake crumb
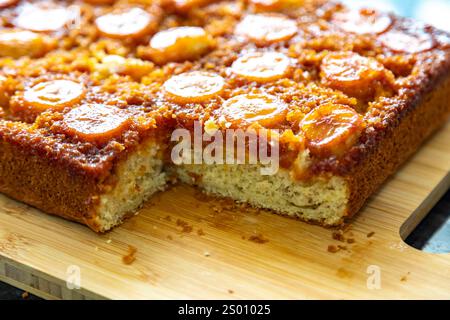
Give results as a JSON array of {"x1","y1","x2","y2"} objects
[
  {"x1": 228, "y1": 289, "x2": 234, "y2": 294},
  {"x1": 197, "y1": 228, "x2": 205, "y2": 236},
  {"x1": 106, "y1": 239, "x2": 112, "y2": 244},
  {"x1": 327, "y1": 245, "x2": 340, "y2": 253},
  {"x1": 21, "y1": 292, "x2": 29, "y2": 299},
  {"x1": 332, "y1": 230, "x2": 345, "y2": 242},
  {"x1": 401, "y1": 272, "x2": 411, "y2": 282},
  {"x1": 367, "y1": 231, "x2": 375, "y2": 238},
  {"x1": 164, "y1": 215, "x2": 172, "y2": 222},
  {"x1": 122, "y1": 245, "x2": 137, "y2": 265},
  {"x1": 346, "y1": 238, "x2": 355, "y2": 244},
  {"x1": 204, "y1": 251, "x2": 210, "y2": 257},
  {"x1": 248, "y1": 234, "x2": 268, "y2": 244},
  {"x1": 176, "y1": 219, "x2": 193, "y2": 233}
]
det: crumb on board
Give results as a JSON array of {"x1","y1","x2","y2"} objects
[
  {"x1": 21, "y1": 291, "x2": 29, "y2": 299},
  {"x1": 164, "y1": 215, "x2": 172, "y2": 222},
  {"x1": 106, "y1": 239, "x2": 112, "y2": 244},
  {"x1": 328, "y1": 245, "x2": 340, "y2": 253},
  {"x1": 228, "y1": 289, "x2": 234, "y2": 294},
  {"x1": 401, "y1": 272, "x2": 411, "y2": 282},
  {"x1": 204, "y1": 251, "x2": 210, "y2": 257},
  {"x1": 367, "y1": 231, "x2": 375, "y2": 238},
  {"x1": 176, "y1": 219, "x2": 193, "y2": 233},
  {"x1": 248, "y1": 234, "x2": 268, "y2": 244},
  {"x1": 122, "y1": 245, "x2": 137, "y2": 265},
  {"x1": 332, "y1": 230, "x2": 345, "y2": 242},
  {"x1": 346, "y1": 238, "x2": 355, "y2": 244}
]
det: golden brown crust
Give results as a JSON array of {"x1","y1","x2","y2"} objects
[
  {"x1": 0, "y1": 138, "x2": 101, "y2": 230},
  {"x1": 345, "y1": 70, "x2": 450, "y2": 220}
]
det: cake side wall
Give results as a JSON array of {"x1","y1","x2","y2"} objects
[
  {"x1": 345, "y1": 71, "x2": 450, "y2": 220},
  {"x1": 0, "y1": 139, "x2": 101, "y2": 229}
]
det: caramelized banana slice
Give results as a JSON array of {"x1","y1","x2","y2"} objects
[
  {"x1": 14, "y1": 3, "x2": 75, "y2": 32},
  {"x1": 220, "y1": 93, "x2": 287, "y2": 128},
  {"x1": 23, "y1": 80, "x2": 85, "y2": 112},
  {"x1": 231, "y1": 51, "x2": 290, "y2": 83},
  {"x1": 95, "y1": 7, "x2": 158, "y2": 39},
  {"x1": 164, "y1": 71, "x2": 225, "y2": 104},
  {"x1": 379, "y1": 27, "x2": 436, "y2": 54},
  {"x1": 333, "y1": 8, "x2": 393, "y2": 35},
  {"x1": 321, "y1": 51, "x2": 393, "y2": 99},
  {"x1": 0, "y1": 0, "x2": 18, "y2": 9},
  {"x1": 249, "y1": 0, "x2": 304, "y2": 12},
  {"x1": 63, "y1": 104, "x2": 131, "y2": 144},
  {"x1": 146, "y1": 27, "x2": 214, "y2": 64},
  {"x1": 0, "y1": 29, "x2": 55, "y2": 58},
  {"x1": 235, "y1": 14, "x2": 297, "y2": 46},
  {"x1": 300, "y1": 103, "x2": 364, "y2": 157}
]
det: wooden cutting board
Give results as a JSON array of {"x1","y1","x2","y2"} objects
[{"x1": 0, "y1": 122, "x2": 449, "y2": 300}]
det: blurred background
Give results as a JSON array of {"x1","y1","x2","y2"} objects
[{"x1": 342, "y1": 0, "x2": 450, "y2": 32}]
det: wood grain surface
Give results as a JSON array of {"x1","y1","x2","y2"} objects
[{"x1": 0, "y1": 122, "x2": 449, "y2": 300}]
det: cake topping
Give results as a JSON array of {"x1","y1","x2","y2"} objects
[
  {"x1": 146, "y1": 26, "x2": 214, "y2": 64},
  {"x1": 14, "y1": 3, "x2": 75, "y2": 32},
  {"x1": 163, "y1": 71, "x2": 225, "y2": 104},
  {"x1": 0, "y1": 0, "x2": 18, "y2": 8},
  {"x1": 231, "y1": 51, "x2": 291, "y2": 83},
  {"x1": 172, "y1": 0, "x2": 211, "y2": 11},
  {"x1": 333, "y1": 8, "x2": 393, "y2": 35},
  {"x1": 63, "y1": 104, "x2": 131, "y2": 144},
  {"x1": 249, "y1": 0, "x2": 304, "y2": 12},
  {"x1": 0, "y1": 29, "x2": 54, "y2": 58},
  {"x1": 23, "y1": 80, "x2": 85, "y2": 112},
  {"x1": 320, "y1": 51, "x2": 393, "y2": 99},
  {"x1": 83, "y1": 0, "x2": 116, "y2": 4},
  {"x1": 235, "y1": 14, "x2": 297, "y2": 45},
  {"x1": 220, "y1": 93, "x2": 287, "y2": 128},
  {"x1": 379, "y1": 27, "x2": 436, "y2": 54},
  {"x1": 95, "y1": 7, "x2": 157, "y2": 39},
  {"x1": 300, "y1": 103, "x2": 364, "y2": 157}
]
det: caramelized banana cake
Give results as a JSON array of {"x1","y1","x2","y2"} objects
[{"x1": 0, "y1": 0, "x2": 449, "y2": 232}]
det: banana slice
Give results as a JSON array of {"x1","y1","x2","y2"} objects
[
  {"x1": 163, "y1": 71, "x2": 225, "y2": 104},
  {"x1": 146, "y1": 27, "x2": 214, "y2": 64},
  {"x1": 14, "y1": 3, "x2": 75, "y2": 32},
  {"x1": 300, "y1": 103, "x2": 364, "y2": 157},
  {"x1": 333, "y1": 8, "x2": 393, "y2": 35},
  {"x1": 95, "y1": 7, "x2": 158, "y2": 39},
  {"x1": 231, "y1": 51, "x2": 290, "y2": 83},
  {"x1": 379, "y1": 27, "x2": 436, "y2": 54},
  {"x1": 235, "y1": 14, "x2": 297, "y2": 46},
  {"x1": 0, "y1": 29, "x2": 55, "y2": 58},
  {"x1": 321, "y1": 51, "x2": 393, "y2": 99},
  {"x1": 220, "y1": 93, "x2": 287, "y2": 128},
  {"x1": 22, "y1": 80, "x2": 85, "y2": 112},
  {"x1": 63, "y1": 104, "x2": 131, "y2": 144}
]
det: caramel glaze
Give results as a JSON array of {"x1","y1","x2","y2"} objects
[{"x1": 0, "y1": 0, "x2": 449, "y2": 181}]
